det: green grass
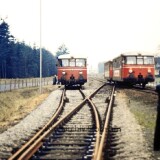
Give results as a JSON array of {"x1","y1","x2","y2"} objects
[{"x1": 130, "y1": 108, "x2": 156, "y2": 129}]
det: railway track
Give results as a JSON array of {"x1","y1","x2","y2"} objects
[
  {"x1": 8, "y1": 83, "x2": 115, "y2": 160},
  {"x1": 88, "y1": 76, "x2": 107, "y2": 84},
  {"x1": 89, "y1": 74, "x2": 157, "y2": 95},
  {"x1": 129, "y1": 85, "x2": 157, "y2": 95}
]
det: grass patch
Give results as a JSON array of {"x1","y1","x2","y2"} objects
[
  {"x1": 129, "y1": 102, "x2": 156, "y2": 130},
  {"x1": 124, "y1": 89, "x2": 157, "y2": 131},
  {"x1": 130, "y1": 107, "x2": 156, "y2": 129},
  {"x1": 0, "y1": 85, "x2": 58, "y2": 132}
]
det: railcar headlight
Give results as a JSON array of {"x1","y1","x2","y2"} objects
[
  {"x1": 148, "y1": 68, "x2": 151, "y2": 73},
  {"x1": 79, "y1": 71, "x2": 83, "y2": 75},
  {"x1": 62, "y1": 71, "x2": 66, "y2": 75},
  {"x1": 129, "y1": 69, "x2": 133, "y2": 73}
]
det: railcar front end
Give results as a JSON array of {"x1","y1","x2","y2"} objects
[{"x1": 57, "y1": 55, "x2": 87, "y2": 86}]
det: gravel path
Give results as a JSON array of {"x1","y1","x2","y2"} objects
[{"x1": 111, "y1": 89, "x2": 155, "y2": 159}]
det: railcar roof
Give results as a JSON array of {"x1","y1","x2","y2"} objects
[
  {"x1": 120, "y1": 51, "x2": 154, "y2": 57},
  {"x1": 104, "y1": 60, "x2": 112, "y2": 64},
  {"x1": 111, "y1": 51, "x2": 154, "y2": 60},
  {"x1": 58, "y1": 54, "x2": 87, "y2": 59}
]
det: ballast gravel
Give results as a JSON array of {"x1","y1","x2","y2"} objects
[{"x1": 111, "y1": 89, "x2": 154, "y2": 159}]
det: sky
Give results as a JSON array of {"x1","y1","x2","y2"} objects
[{"x1": 0, "y1": 0, "x2": 160, "y2": 72}]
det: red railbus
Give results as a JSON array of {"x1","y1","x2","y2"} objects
[
  {"x1": 104, "y1": 52, "x2": 155, "y2": 88},
  {"x1": 56, "y1": 54, "x2": 87, "y2": 87}
]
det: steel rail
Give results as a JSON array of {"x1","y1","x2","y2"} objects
[
  {"x1": 87, "y1": 98, "x2": 100, "y2": 160},
  {"x1": 86, "y1": 83, "x2": 106, "y2": 159},
  {"x1": 96, "y1": 85, "x2": 115, "y2": 160},
  {"x1": 79, "y1": 88, "x2": 86, "y2": 99},
  {"x1": 88, "y1": 84, "x2": 106, "y2": 99},
  {"x1": 16, "y1": 84, "x2": 106, "y2": 160},
  {"x1": 9, "y1": 89, "x2": 66, "y2": 160},
  {"x1": 18, "y1": 99, "x2": 87, "y2": 159}
]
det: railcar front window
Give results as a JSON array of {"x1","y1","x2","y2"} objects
[
  {"x1": 137, "y1": 57, "x2": 143, "y2": 64},
  {"x1": 126, "y1": 57, "x2": 136, "y2": 64},
  {"x1": 62, "y1": 59, "x2": 69, "y2": 66},
  {"x1": 144, "y1": 57, "x2": 154, "y2": 64},
  {"x1": 76, "y1": 59, "x2": 86, "y2": 67},
  {"x1": 69, "y1": 59, "x2": 76, "y2": 66}
]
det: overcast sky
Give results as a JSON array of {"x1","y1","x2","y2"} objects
[{"x1": 0, "y1": 0, "x2": 160, "y2": 71}]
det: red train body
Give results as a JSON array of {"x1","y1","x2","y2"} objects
[
  {"x1": 57, "y1": 54, "x2": 87, "y2": 86},
  {"x1": 104, "y1": 52, "x2": 155, "y2": 88}
]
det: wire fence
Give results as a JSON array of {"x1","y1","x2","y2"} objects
[
  {"x1": 1, "y1": 76, "x2": 159, "y2": 92},
  {"x1": 0, "y1": 77, "x2": 53, "y2": 92}
]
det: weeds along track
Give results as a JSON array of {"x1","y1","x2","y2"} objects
[{"x1": 8, "y1": 84, "x2": 115, "y2": 160}]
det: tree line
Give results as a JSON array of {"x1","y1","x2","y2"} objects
[{"x1": 0, "y1": 19, "x2": 58, "y2": 78}]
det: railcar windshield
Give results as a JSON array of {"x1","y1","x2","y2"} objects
[
  {"x1": 76, "y1": 59, "x2": 86, "y2": 67},
  {"x1": 59, "y1": 58, "x2": 86, "y2": 67},
  {"x1": 137, "y1": 57, "x2": 143, "y2": 64},
  {"x1": 144, "y1": 56, "x2": 154, "y2": 64},
  {"x1": 69, "y1": 59, "x2": 75, "y2": 66},
  {"x1": 61, "y1": 59, "x2": 69, "y2": 66},
  {"x1": 125, "y1": 57, "x2": 136, "y2": 64},
  {"x1": 125, "y1": 56, "x2": 154, "y2": 65}
]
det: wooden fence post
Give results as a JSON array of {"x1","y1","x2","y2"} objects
[
  {"x1": 14, "y1": 79, "x2": 16, "y2": 89},
  {"x1": 5, "y1": 80, "x2": 6, "y2": 91},
  {"x1": 10, "y1": 79, "x2": 12, "y2": 91},
  {"x1": 18, "y1": 79, "x2": 19, "y2": 89}
]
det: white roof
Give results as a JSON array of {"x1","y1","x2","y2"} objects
[
  {"x1": 121, "y1": 51, "x2": 155, "y2": 56},
  {"x1": 58, "y1": 54, "x2": 87, "y2": 59}
]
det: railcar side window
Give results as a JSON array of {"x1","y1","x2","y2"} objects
[
  {"x1": 62, "y1": 59, "x2": 69, "y2": 66},
  {"x1": 144, "y1": 57, "x2": 154, "y2": 64},
  {"x1": 57, "y1": 59, "x2": 62, "y2": 66},
  {"x1": 126, "y1": 57, "x2": 136, "y2": 64},
  {"x1": 113, "y1": 59, "x2": 121, "y2": 68},
  {"x1": 76, "y1": 59, "x2": 85, "y2": 67}
]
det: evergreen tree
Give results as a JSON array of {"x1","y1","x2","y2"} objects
[
  {"x1": 0, "y1": 19, "x2": 14, "y2": 78},
  {"x1": 0, "y1": 20, "x2": 57, "y2": 78}
]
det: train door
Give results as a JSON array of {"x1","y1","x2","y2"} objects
[{"x1": 113, "y1": 56, "x2": 122, "y2": 81}]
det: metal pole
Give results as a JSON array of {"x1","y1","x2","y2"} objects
[
  {"x1": 40, "y1": 0, "x2": 42, "y2": 93},
  {"x1": 154, "y1": 84, "x2": 160, "y2": 150}
]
